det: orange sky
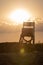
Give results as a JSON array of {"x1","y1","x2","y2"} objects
[
  {"x1": 0, "y1": 0, "x2": 43, "y2": 43},
  {"x1": 0, "y1": 0, "x2": 43, "y2": 19}
]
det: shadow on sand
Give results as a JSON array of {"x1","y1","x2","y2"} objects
[{"x1": 0, "y1": 42, "x2": 43, "y2": 65}]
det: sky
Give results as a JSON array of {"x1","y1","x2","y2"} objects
[{"x1": 0, "y1": 0, "x2": 43, "y2": 43}]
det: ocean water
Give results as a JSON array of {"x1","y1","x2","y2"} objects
[
  {"x1": 35, "y1": 32, "x2": 43, "y2": 43},
  {"x1": 0, "y1": 32, "x2": 43, "y2": 43}
]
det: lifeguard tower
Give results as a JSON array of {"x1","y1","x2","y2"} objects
[{"x1": 19, "y1": 22, "x2": 35, "y2": 44}]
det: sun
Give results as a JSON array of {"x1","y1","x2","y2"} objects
[{"x1": 9, "y1": 9, "x2": 32, "y2": 25}]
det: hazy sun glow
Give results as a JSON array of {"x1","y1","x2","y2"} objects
[{"x1": 9, "y1": 9, "x2": 32, "y2": 24}]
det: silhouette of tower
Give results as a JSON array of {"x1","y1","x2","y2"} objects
[{"x1": 19, "y1": 22, "x2": 35, "y2": 44}]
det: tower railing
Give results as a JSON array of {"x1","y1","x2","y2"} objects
[{"x1": 19, "y1": 22, "x2": 35, "y2": 44}]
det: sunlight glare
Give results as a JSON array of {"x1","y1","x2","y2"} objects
[
  {"x1": 20, "y1": 48, "x2": 25, "y2": 54},
  {"x1": 9, "y1": 9, "x2": 32, "y2": 24}
]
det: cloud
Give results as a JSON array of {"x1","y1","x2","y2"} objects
[
  {"x1": 0, "y1": 18, "x2": 43, "y2": 33},
  {"x1": 0, "y1": 23, "x2": 21, "y2": 33}
]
